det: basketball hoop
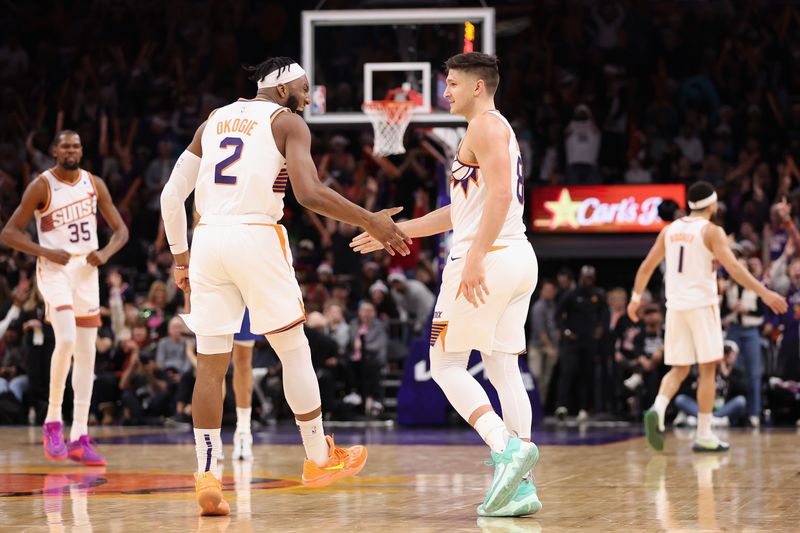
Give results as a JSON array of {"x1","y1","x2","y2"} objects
[{"x1": 362, "y1": 100, "x2": 415, "y2": 157}]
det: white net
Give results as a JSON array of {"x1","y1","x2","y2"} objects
[{"x1": 362, "y1": 101, "x2": 415, "y2": 157}]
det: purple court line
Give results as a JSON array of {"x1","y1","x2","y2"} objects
[{"x1": 88, "y1": 426, "x2": 644, "y2": 447}]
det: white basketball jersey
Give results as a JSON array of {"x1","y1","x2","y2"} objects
[
  {"x1": 664, "y1": 217, "x2": 718, "y2": 310},
  {"x1": 195, "y1": 98, "x2": 289, "y2": 221},
  {"x1": 449, "y1": 111, "x2": 527, "y2": 257},
  {"x1": 34, "y1": 168, "x2": 99, "y2": 255}
]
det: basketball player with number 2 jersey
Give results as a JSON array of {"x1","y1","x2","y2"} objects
[
  {"x1": 160, "y1": 56, "x2": 410, "y2": 516},
  {"x1": 629, "y1": 181, "x2": 786, "y2": 453},
  {"x1": 0, "y1": 130, "x2": 128, "y2": 466},
  {"x1": 352, "y1": 52, "x2": 540, "y2": 518}
]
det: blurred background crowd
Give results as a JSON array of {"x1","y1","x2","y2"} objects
[{"x1": 2, "y1": 1, "x2": 800, "y2": 428}]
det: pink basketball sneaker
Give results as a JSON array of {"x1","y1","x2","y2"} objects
[
  {"x1": 43, "y1": 421, "x2": 68, "y2": 461},
  {"x1": 67, "y1": 435, "x2": 107, "y2": 466}
]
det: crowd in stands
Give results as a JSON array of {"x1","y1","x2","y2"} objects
[{"x1": 2, "y1": 2, "x2": 800, "y2": 427}]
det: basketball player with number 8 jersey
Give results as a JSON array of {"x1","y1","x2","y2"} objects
[
  {"x1": 629, "y1": 181, "x2": 787, "y2": 453},
  {"x1": 352, "y1": 52, "x2": 541, "y2": 518}
]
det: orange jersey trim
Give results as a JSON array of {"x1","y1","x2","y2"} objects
[
  {"x1": 55, "y1": 305, "x2": 73, "y2": 312},
  {"x1": 49, "y1": 168, "x2": 83, "y2": 187},
  {"x1": 242, "y1": 223, "x2": 290, "y2": 266},
  {"x1": 38, "y1": 174, "x2": 51, "y2": 212},
  {"x1": 272, "y1": 224, "x2": 290, "y2": 265},
  {"x1": 88, "y1": 173, "x2": 99, "y2": 195},
  {"x1": 430, "y1": 321, "x2": 449, "y2": 351},
  {"x1": 76, "y1": 314, "x2": 102, "y2": 328}
]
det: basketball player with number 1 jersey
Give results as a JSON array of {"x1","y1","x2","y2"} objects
[
  {"x1": 352, "y1": 52, "x2": 540, "y2": 518},
  {"x1": 0, "y1": 130, "x2": 129, "y2": 466},
  {"x1": 628, "y1": 181, "x2": 786, "y2": 453}
]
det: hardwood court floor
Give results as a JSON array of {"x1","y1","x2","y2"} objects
[{"x1": 0, "y1": 425, "x2": 798, "y2": 532}]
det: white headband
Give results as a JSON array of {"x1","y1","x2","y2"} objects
[
  {"x1": 688, "y1": 191, "x2": 717, "y2": 210},
  {"x1": 257, "y1": 63, "x2": 306, "y2": 88}
]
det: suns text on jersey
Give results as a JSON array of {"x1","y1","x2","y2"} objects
[{"x1": 40, "y1": 196, "x2": 97, "y2": 232}]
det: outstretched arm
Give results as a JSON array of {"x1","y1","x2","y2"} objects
[
  {"x1": 627, "y1": 227, "x2": 667, "y2": 321},
  {"x1": 274, "y1": 111, "x2": 410, "y2": 256},
  {"x1": 350, "y1": 205, "x2": 452, "y2": 254},
  {"x1": 706, "y1": 224, "x2": 788, "y2": 314}
]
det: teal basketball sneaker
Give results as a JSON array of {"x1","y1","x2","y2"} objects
[
  {"x1": 482, "y1": 438, "x2": 539, "y2": 513},
  {"x1": 477, "y1": 476, "x2": 541, "y2": 517},
  {"x1": 643, "y1": 409, "x2": 665, "y2": 451}
]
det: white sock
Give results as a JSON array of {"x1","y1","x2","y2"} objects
[
  {"x1": 697, "y1": 412, "x2": 713, "y2": 439},
  {"x1": 236, "y1": 407, "x2": 252, "y2": 434},
  {"x1": 474, "y1": 411, "x2": 509, "y2": 454},
  {"x1": 297, "y1": 415, "x2": 329, "y2": 466},
  {"x1": 46, "y1": 309, "x2": 77, "y2": 423},
  {"x1": 70, "y1": 327, "x2": 97, "y2": 442},
  {"x1": 194, "y1": 428, "x2": 222, "y2": 477},
  {"x1": 653, "y1": 394, "x2": 670, "y2": 431}
]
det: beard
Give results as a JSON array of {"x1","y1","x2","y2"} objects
[
  {"x1": 286, "y1": 94, "x2": 301, "y2": 113},
  {"x1": 62, "y1": 159, "x2": 80, "y2": 170}
]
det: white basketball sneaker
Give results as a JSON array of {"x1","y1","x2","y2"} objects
[{"x1": 233, "y1": 431, "x2": 253, "y2": 461}]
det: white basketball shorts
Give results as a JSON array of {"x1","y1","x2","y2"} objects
[
  {"x1": 431, "y1": 242, "x2": 537, "y2": 355},
  {"x1": 36, "y1": 256, "x2": 100, "y2": 327},
  {"x1": 664, "y1": 305, "x2": 724, "y2": 366},
  {"x1": 182, "y1": 218, "x2": 305, "y2": 338}
]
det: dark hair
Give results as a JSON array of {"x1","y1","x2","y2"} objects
[
  {"x1": 444, "y1": 52, "x2": 500, "y2": 93},
  {"x1": 242, "y1": 57, "x2": 297, "y2": 83},
  {"x1": 657, "y1": 198, "x2": 680, "y2": 222},
  {"x1": 54, "y1": 129, "x2": 80, "y2": 144},
  {"x1": 687, "y1": 181, "x2": 716, "y2": 211}
]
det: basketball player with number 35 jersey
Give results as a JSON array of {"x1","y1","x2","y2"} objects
[
  {"x1": 352, "y1": 52, "x2": 540, "y2": 518},
  {"x1": 629, "y1": 181, "x2": 786, "y2": 453},
  {"x1": 160, "y1": 56, "x2": 410, "y2": 517},
  {"x1": 0, "y1": 130, "x2": 129, "y2": 466}
]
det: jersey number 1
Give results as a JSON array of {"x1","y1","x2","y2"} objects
[
  {"x1": 677, "y1": 245, "x2": 684, "y2": 273},
  {"x1": 214, "y1": 137, "x2": 243, "y2": 185}
]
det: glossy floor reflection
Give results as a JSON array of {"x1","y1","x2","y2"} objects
[{"x1": 0, "y1": 426, "x2": 798, "y2": 531}]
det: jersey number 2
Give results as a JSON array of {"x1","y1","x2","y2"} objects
[
  {"x1": 214, "y1": 137, "x2": 243, "y2": 185},
  {"x1": 677, "y1": 245, "x2": 685, "y2": 273}
]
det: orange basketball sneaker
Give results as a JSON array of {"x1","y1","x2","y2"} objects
[
  {"x1": 301, "y1": 435, "x2": 368, "y2": 488},
  {"x1": 194, "y1": 471, "x2": 230, "y2": 516}
]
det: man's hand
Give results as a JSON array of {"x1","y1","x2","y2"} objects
[
  {"x1": 87, "y1": 249, "x2": 108, "y2": 267},
  {"x1": 460, "y1": 251, "x2": 489, "y2": 308},
  {"x1": 350, "y1": 231, "x2": 387, "y2": 254},
  {"x1": 43, "y1": 248, "x2": 71, "y2": 265},
  {"x1": 173, "y1": 263, "x2": 190, "y2": 293},
  {"x1": 363, "y1": 207, "x2": 411, "y2": 256},
  {"x1": 761, "y1": 289, "x2": 788, "y2": 315},
  {"x1": 627, "y1": 301, "x2": 641, "y2": 322}
]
